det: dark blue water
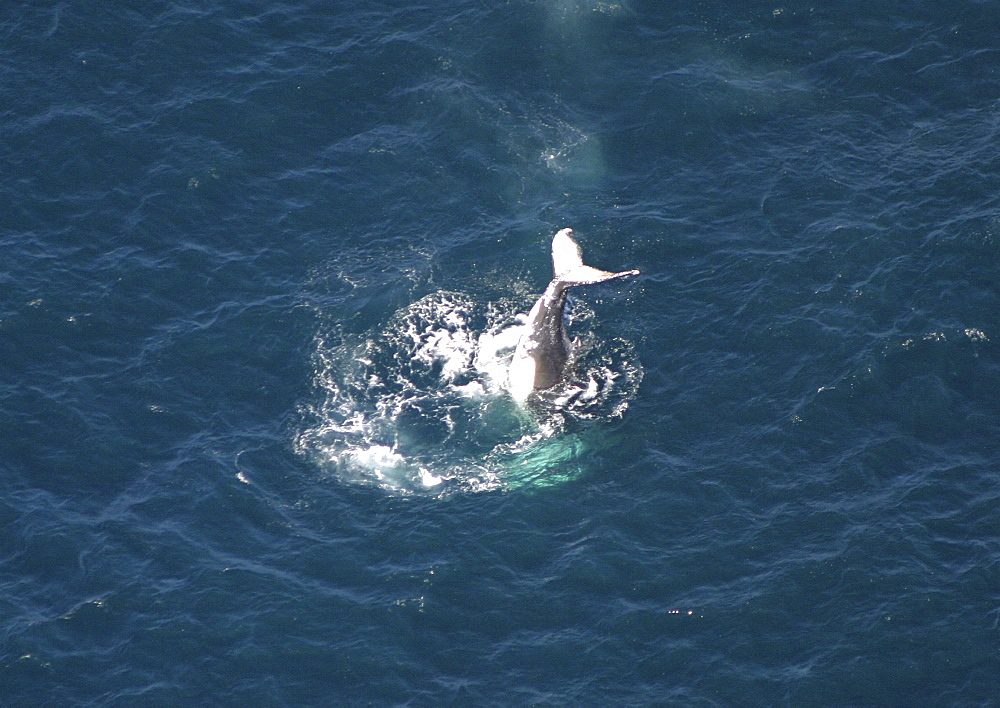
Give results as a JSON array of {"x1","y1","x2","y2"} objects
[{"x1": 3, "y1": 1, "x2": 999, "y2": 704}]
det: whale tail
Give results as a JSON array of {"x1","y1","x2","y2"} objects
[{"x1": 551, "y1": 228, "x2": 640, "y2": 285}]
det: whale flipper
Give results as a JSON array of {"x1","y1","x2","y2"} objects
[{"x1": 508, "y1": 228, "x2": 639, "y2": 401}]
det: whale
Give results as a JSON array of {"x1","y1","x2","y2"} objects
[{"x1": 508, "y1": 228, "x2": 640, "y2": 401}]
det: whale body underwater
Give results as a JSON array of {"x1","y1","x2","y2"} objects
[{"x1": 508, "y1": 228, "x2": 640, "y2": 401}]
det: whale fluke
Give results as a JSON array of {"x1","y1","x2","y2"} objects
[
  {"x1": 552, "y1": 227, "x2": 640, "y2": 285},
  {"x1": 508, "y1": 228, "x2": 639, "y2": 401}
]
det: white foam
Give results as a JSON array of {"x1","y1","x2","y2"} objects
[
  {"x1": 419, "y1": 469, "x2": 443, "y2": 487},
  {"x1": 295, "y1": 291, "x2": 641, "y2": 495},
  {"x1": 474, "y1": 322, "x2": 525, "y2": 393},
  {"x1": 346, "y1": 445, "x2": 405, "y2": 478}
]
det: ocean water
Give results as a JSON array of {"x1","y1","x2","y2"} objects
[{"x1": 2, "y1": 1, "x2": 999, "y2": 704}]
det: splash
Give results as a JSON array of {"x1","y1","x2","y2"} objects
[{"x1": 295, "y1": 291, "x2": 641, "y2": 494}]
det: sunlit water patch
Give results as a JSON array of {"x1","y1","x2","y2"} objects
[{"x1": 295, "y1": 291, "x2": 642, "y2": 494}]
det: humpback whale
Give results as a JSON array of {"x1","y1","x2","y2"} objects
[{"x1": 508, "y1": 228, "x2": 639, "y2": 401}]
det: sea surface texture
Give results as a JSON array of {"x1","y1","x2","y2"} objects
[{"x1": 3, "y1": 1, "x2": 999, "y2": 704}]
